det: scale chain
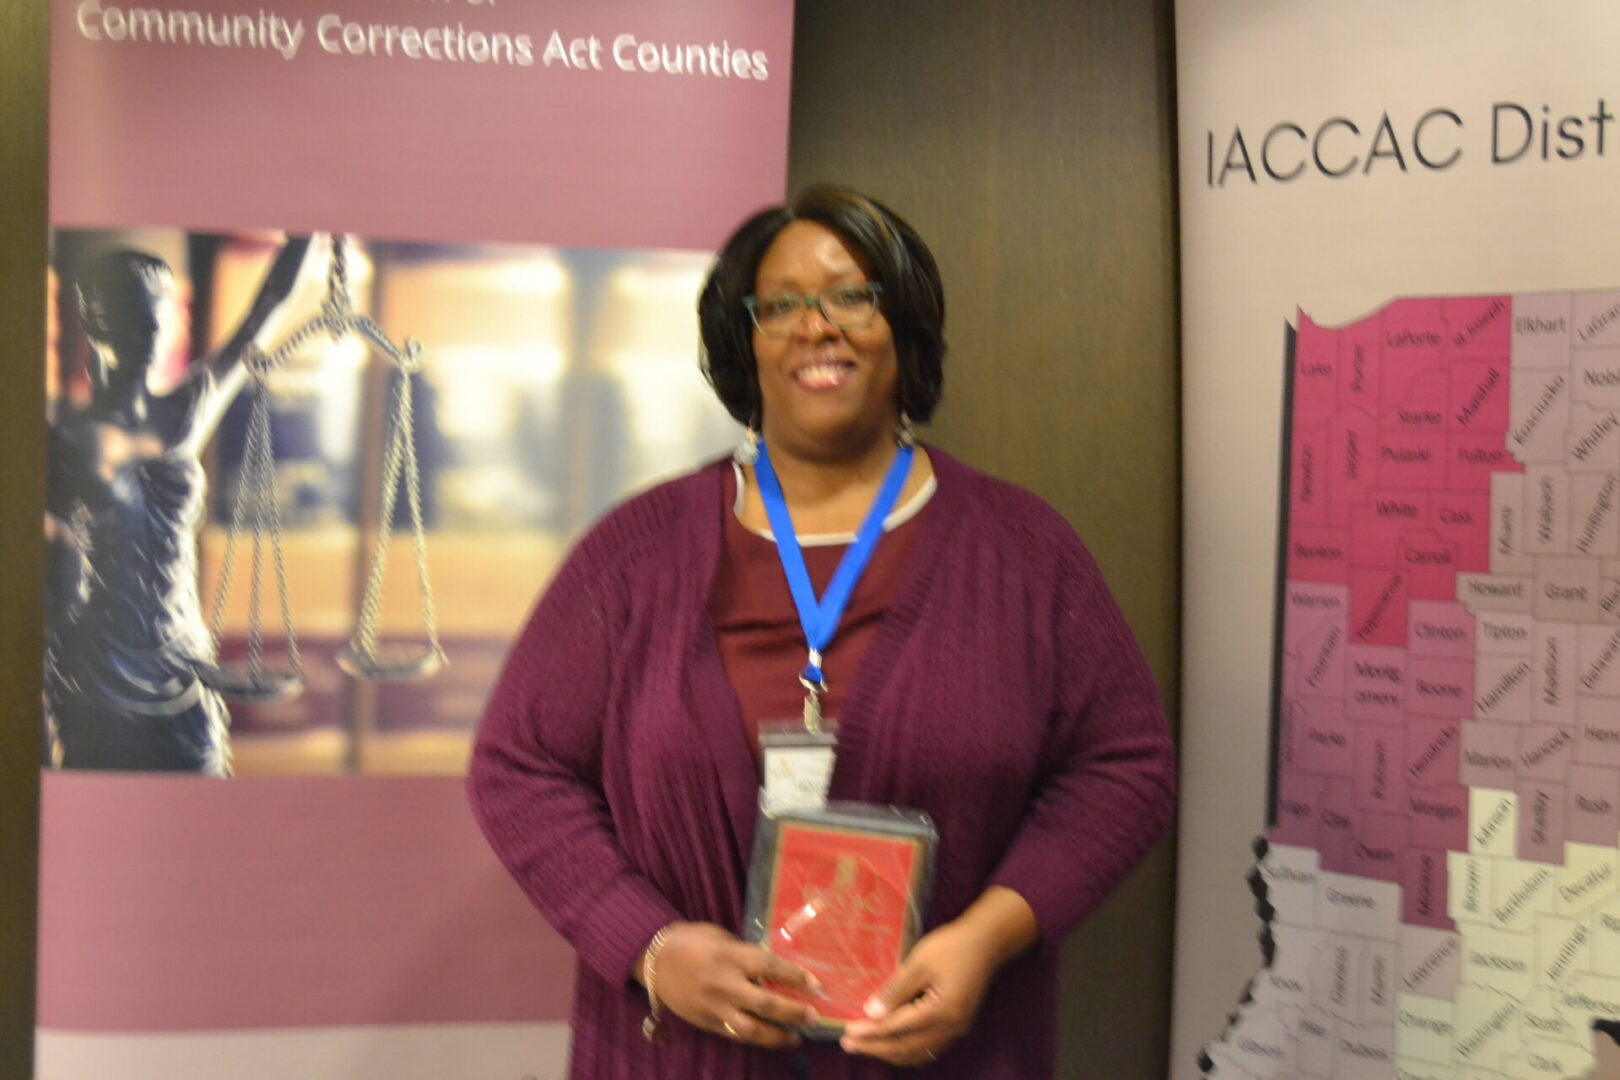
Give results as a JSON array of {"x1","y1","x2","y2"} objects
[
  {"x1": 205, "y1": 346, "x2": 302, "y2": 689},
  {"x1": 206, "y1": 351, "x2": 269, "y2": 657},
  {"x1": 356, "y1": 316, "x2": 405, "y2": 364},
  {"x1": 330, "y1": 235, "x2": 352, "y2": 315},
  {"x1": 350, "y1": 370, "x2": 409, "y2": 664},
  {"x1": 260, "y1": 368, "x2": 303, "y2": 681},
  {"x1": 398, "y1": 353, "x2": 442, "y2": 659},
  {"x1": 207, "y1": 421, "x2": 251, "y2": 652},
  {"x1": 246, "y1": 388, "x2": 268, "y2": 679}
]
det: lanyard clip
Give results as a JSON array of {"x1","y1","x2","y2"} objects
[
  {"x1": 799, "y1": 648, "x2": 827, "y2": 693},
  {"x1": 799, "y1": 654, "x2": 828, "y2": 736}
]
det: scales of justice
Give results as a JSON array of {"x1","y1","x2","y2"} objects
[
  {"x1": 198, "y1": 233, "x2": 445, "y2": 705},
  {"x1": 45, "y1": 230, "x2": 447, "y2": 775}
]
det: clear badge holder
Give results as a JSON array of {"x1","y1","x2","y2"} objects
[
  {"x1": 758, "y1": 720, "x2": 839, "y2": 815},
  {"x1": 742, "y1": 801, "x2": 938, "y2": 1039}
]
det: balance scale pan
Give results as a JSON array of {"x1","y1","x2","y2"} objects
[
  {"x1": 336, "y1": 642, "x2": 444, "y2": 683},
  {"x1": 196, "y1": 663, "x2": 304, "y2": 705}
]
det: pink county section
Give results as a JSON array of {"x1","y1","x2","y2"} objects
[
  {"x1": 49, "y1": 0, "x2": 793, "y2": 250},
  {"x1": 36, "y1": 773, "x2": 575, "y2": 1032},
  {"x1": 1273, "y1": 295, "x2": 1523, "y2": 931}
]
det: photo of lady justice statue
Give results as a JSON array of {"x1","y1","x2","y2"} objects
[{"x1": 44, "y1": 236, "x2": 318, "y2": 777}]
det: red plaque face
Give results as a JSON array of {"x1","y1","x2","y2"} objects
[{"x1": 760, "y1": 821, "x2": 924, "y2": 1027}]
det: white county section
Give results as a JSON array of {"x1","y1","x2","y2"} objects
[{"x1": 36, "y1": 1022, "x2": 570, "y2": 1080}]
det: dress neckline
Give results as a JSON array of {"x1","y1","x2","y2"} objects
[
  {"x1": 689, "y1": 446, "x2": 966, "y2": 866},
  {"x1": 727, "y1": 459, "x2": 938, "y2": 546}
]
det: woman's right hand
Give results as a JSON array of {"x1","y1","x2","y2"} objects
[{"x1": 640, "y1": 922, "x2": 822, "y2": 1049}]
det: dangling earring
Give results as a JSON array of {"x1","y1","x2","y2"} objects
[
  {"x1": 896, "y1": 413, "x2": 917, "y2": 449},
  {"x1": 733, "y1": 425, "x2": 760, "y2": 466}
]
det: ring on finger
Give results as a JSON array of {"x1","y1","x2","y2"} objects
[
  {"x1": 926, "y1": 1047, "x2": 938, "y2": 1062},
  {"x1": 721, "y1": 1019, "x2": 740, "y2": 1039}
]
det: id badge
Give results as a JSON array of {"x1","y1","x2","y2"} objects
[{"x1": 759, "y1": 721, "x2": 837, "y2": 815}]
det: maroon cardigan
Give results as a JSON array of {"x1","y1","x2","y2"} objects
[{"x1": 468, "y1": 449, "x2": 1175, "y2": 1079}]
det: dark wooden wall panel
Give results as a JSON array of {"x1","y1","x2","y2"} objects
[
  {"x1": 0, "y1": 0, "x2": 47, "y2": 1076},
  {"x1": 787, "y1": 4, "x2": 1180, "y2": 1077}
]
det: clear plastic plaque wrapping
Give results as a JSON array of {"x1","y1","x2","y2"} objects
[{"x1": 742, "y1": 802, "x2": 938, "y2": 1038}]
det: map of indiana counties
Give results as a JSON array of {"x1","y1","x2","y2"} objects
[{"x1": 1202, "y1": 294, "x2": 1620, "y2": 1080}]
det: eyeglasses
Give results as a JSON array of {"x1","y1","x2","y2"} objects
[{"x1": 743, "y1": 283, "x2": 884, "y2": 337}]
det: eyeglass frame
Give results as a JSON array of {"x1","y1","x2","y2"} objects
[{"x1": 741, "y1": 282, "x2": 885, "y2": 337}]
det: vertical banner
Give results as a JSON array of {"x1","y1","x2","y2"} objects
[
  {"x1": 1173, "y1": 4, "x2": 1620, "y2": 1079},
  {"x1": 38, "y1": 2, "x2": 791, "y2": 1076}
]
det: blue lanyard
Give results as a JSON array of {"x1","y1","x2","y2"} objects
[{"x1": 754, "y1": 440, "x2": 914, "y2": 692}]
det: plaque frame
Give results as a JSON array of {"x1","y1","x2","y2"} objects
[{"x1": 742, "y1": 802, "x2": 938, "y2": 1037}]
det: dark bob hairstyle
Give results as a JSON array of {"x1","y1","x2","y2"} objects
[{"x1": 698, "y1": 184, "x2": 946, "y2": 427}]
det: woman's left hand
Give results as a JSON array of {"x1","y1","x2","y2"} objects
[
  {"x1": 836, "y1": 919, "x2": 998, "y2": 1067},
  {"x1": 839, "y1": 885, "x2": 1037, "y2": 1067}
]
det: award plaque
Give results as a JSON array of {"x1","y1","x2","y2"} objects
[{"x1": 743, "y1": 803, "x2": 937, "y2": 1036}]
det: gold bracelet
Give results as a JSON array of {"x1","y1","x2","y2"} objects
[{"x1": 640, "y1": 924, "x2": 675, "y2": 1042}]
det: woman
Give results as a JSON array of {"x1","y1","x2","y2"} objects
[
  {"x1": 468, "y1": 186, "x2": 1174, "y2": 1078},
  {"x1": 45, "y1": 235, "x2": 314, "y2": 775}
]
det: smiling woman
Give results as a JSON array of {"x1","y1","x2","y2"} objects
[{"x1": 468, "y1": 184, "x2": 1175, "y2": 1080}]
